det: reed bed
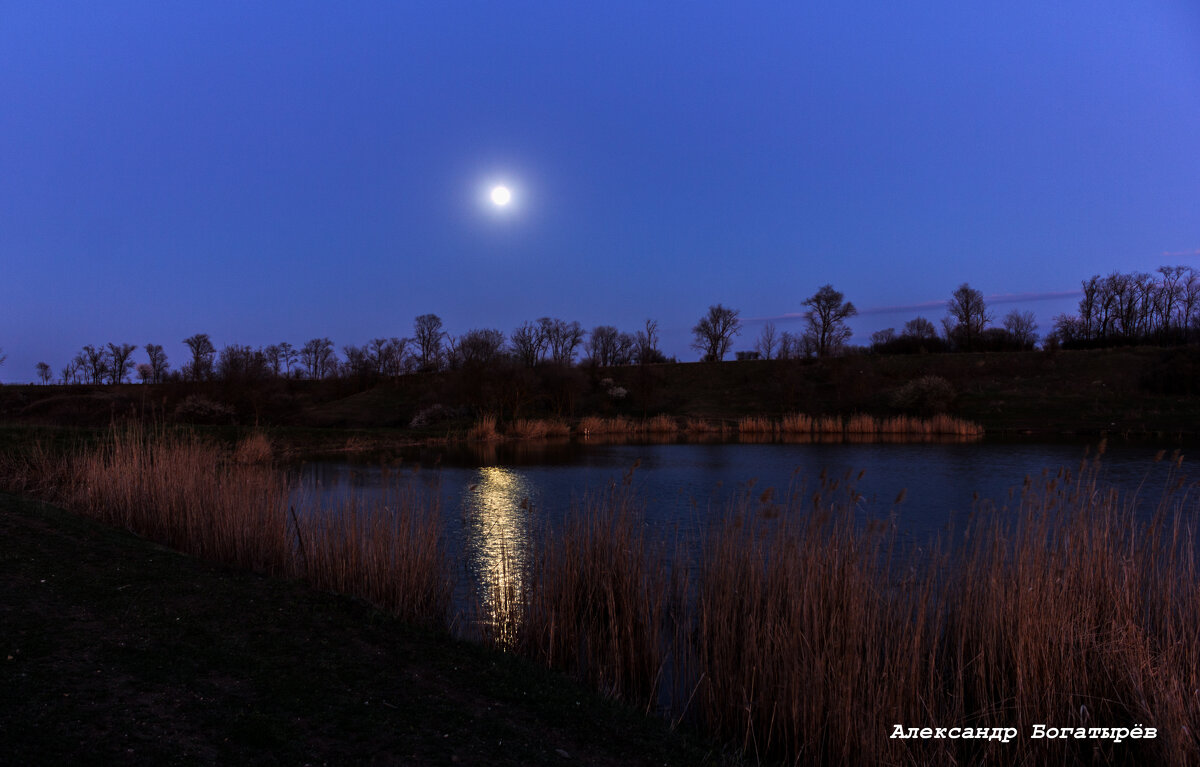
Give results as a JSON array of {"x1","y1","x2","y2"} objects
[
  {"x1": 577, "y1": 415, "x2": 636, "y2": 435},
  {"x1": 8, "y1": 429, "x2": 1196, "y2": 764},
  {"x1": 60, "y1": 428, "x2": 293, "y2": 575},
  {"x1": 642, "y1": 414, "x2": 680, "y2": 434},
  {"x1": 684, "y1": 418, "x2": 725, "y2": 435},
  {"x1": 494, "y1": 481, "x2": 680, "y2": 709},
  {"x1": 506, "y1": 418, "x2": 570, "y2": 439},
  {"x1": 485, "y1": 458, "x2": 1198, "y2": 765},
  {"x1": 233, "y1": 431, "x2": 274, "y2": 464},
  {"x1": 297, "y1": 486, "x2": 452, "y2": 628},
  {"x1": 736, "y1": 416, "x2": 774, "y2": 435},
  {"x1": 578, "y1": 415, "x2": 669, "y2": 436},
  {"x1": 844, "y1": 412, "x2": 877, "y2": 435},
  {"x1": 467, "y1": 414, "x2": 500, "y2": 441},
  {"x1": 7, "y1": 428, "x2": 455, "y2": 628},
  {"x1": 878, "y1": 413, "x2": 984, "y2": 436},
  {"x1": 774, "y1": 412, "x2": 984, "y2": 438},
  {"x1": 778, "y1": 412, "x2": 813, "y2": 433}
]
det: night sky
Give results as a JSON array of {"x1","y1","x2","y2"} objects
[{"x1": 3, "y1": 2, "x2": 1199, "y2": 381}]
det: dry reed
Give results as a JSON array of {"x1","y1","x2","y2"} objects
[
  {"x1": 642, "y1": 414, "x2": 679, "y2": 434},
  {"x1": 773, "y1": 412, "x2": 984, "y2": 439},
  {"x1": 578, "y1": 415, "x2": 635, "y2": 435},
  {"x1": 11, "y1": 428, "x2": 455, "y2": 629},
  {"x1": 297, "y1": 485, "x2": 453, "y2": 628},
  {"x1": 467, "y1": 414, "x2": 500, "y2": 441},
  {"x1": 490, "y1": 481, "x2": 679, "y2": 710},
  {"x1": 68, "y1": 428, "x2": 293, "y2": 575},
  {"x1": 9, "y1": 429, "x2": 1195, "y2": 764},
  {"x1": 684, "y1": 418, "x2": 724, "y2": 435},
  {"x1": 778, "y1": 412, "x2": 813, "y2": 433},
  {"x1": 483, "y1": 459, "x2": 1198, "y2": 765},
  {"x1": 736, "y1": 416, "x2": 774, "y2": 435},
  {"x1": 844, "y1": 412, "x2": 877, "y2": 435},
  {"x1": 233, "y1": 431, "x2": 274, "y2": 464},
  {"x1": 507, "y1": 418, "x2": 570, "y2": 439}
]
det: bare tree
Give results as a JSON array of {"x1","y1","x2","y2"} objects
[
  {"x1": 902, "y1": 316, "x2": 938, "y2": 341},
  {"x1": 341, "y1": 344, "x2": 374, "y2": 380},
  {"x1": 944, "y1": 283, "x2": 992, "y2": 351},
  {"x1": 183, "y1": 333, "x2": 217, "y2": 381},
  {"x1": 1182, "y1": 269, "x2": 1200, "y2": 342},
  {"x1": 80, "y1": 344, "x2": 110, "y2": 384},
  {"x1": 0, "y1": 347, "x2": 6, "y2": 371},
  {"x1": 300, "y1": 338, "x2": 336, "y2": 379},
  {"x1": 107, "y1": 343, "x2": 137, "y2": 384},
  {"x1": 1002, "y1": 310, "x2": 1039, "y2": 349},
  {"x1": 755, "y1": 321, "x2": 778, "y2": 360},
  {"x1": 279, "y1": 341, "x2": 299, "y2": 377},
  {"x1": 691, "y1": 304, "x2": 741, "y2": 362},
  {"x1": 1073, "y1": 275, "x2": 1097, "y2": 341},
  {"x1": 414, "y1": 314, "x2": 445, "y2": 372},
  {"x1": 217, "y1": 345, "x2": 269, "y2": 382},
  {"x1": 1155, "y1": 266, "x2": 1187, "y2": 338},
  {"x1": 1049, "y1": 313, "x2": 1084, "y2": 347},
  {"x1": 870, "y1": 328, "x2": 896, "y2": 349},
  {"x1": 36, "y1": 362, "x2": 52, "y2": 384},
  {"x1": 368, "y1": 337, "x2": 408, "y2": 376},
  {"x1": 451, "y1": 328, "x2": 507, "y2": 367},
  {"x1": 136, "y1": 363, "x2": 153, "y2": 383},
  {"x1": 543, "y1": 318, "x2": 585, "y2": 365},
  {"x1": 145, "y1": 343, "x2": 169, "y2": 383},
  {"x1": 802, "y1": 284, "x2": 857, "y2": 357},
  {"x1": 634, "y1": 318, "x2": 664, "y2": 364},
  {"x1": 510, "y1": 321, "x2": 547, "y2": 368},
  {"x1": 60, "y1": 359, "x2": 81, "y2": 385},
  {"x1": 263, "y1": 345, "x2": 283, "y2": 376},
  {"x1": 586, "y1": 326, "x2": 634, "y2": 367}
]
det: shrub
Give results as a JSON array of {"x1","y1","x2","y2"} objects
[
  {"x1": 173, "y1": 395, "x2": 235, "y2": 424},
  {"x1": 890, "y1": 375, "x2": 956, "y2": 415},
  {"x1": 233, "y1": 432, "x2": 273, "y2": 464}
]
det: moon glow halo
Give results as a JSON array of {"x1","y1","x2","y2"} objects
[{"x1": 490, "y1": 185, "x2": 512, "y2": 206}]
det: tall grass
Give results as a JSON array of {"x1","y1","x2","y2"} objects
[
  {"x1": 69, "y1": 428, "x2": 293, "y2": 575},
  {"x1": 736, "y1": 416, "x2": 774, "y2": 434},
  {"x1": 642, "y1": 414, "x2": 680, "y2": 434},
  {"x1": 684, "y1": 418, "x2": 725, "y2": 435},
  {"x1": 467, "y1": 414, "x2": 501, "y2": 441},
  {"x1": 233, "y1": 431, "x2": 274, "y2": 464},
  {"x1": 778, "y1": 412, "x2": 813, "y2": 433},
  {"x1": 506, "y1": 418, "x2": 570, "y2": 439},
  {"x1": 297, "y1": 485, "x2": 452, "y2": 628},
  {"x1": 578, "y1": 415, "x2": 635, "y2": 435},
  {"x1": 7, "y1": 428, "x2": 454, "y2": 628},
  {"x1": 494, "y1": 481, "x2": 680, "y2": 709},
  {"x1": 7, "y1": 428, "x2": 1196, "y2": 764},
  {"x1": 577, "y1": 415, "x2": 680, "y2": 437},
  {"x1": 773, "y1": 412, "x2": 984, "y2": 438},
  {"x1": 483, "y1": 457, "x2": 1199, "y2": 765}
]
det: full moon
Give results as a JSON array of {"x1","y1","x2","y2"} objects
[{"x1": 490, "y1": 185, "x2": 512, "y2": 206}]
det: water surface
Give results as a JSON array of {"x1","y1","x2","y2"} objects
[{"x1": 293, "y1": 438, "x2": 1197, "y2": 607}]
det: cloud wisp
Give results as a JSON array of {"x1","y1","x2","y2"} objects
[{"x1": 749, "y1": 290, "x2": 1083, "y2": 324}]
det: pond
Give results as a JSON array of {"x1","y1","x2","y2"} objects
[{"x1": 292, "y1": 437, "x2": 1198, "y2": 609}]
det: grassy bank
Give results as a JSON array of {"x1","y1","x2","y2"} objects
[
  {"x1": 5, "y1": 429, "x2": 1198, "y2": 764},
  {"x1": 4, "y1": 346, "x2": 1200, "y2": 441},
  {"x1": 0, "y1": 490, "x2": 722, "y2": 766}
]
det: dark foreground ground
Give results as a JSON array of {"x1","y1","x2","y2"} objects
[{"x1": 0, "y1": 492, "x2": 724, "y2": 767}]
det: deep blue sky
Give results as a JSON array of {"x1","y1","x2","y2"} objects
[{"x1": 3, "y1": 2, "x2": 1199, "y2": 381}]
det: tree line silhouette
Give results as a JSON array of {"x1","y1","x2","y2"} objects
[{"x1": 16, "y1": 266, "x2": 1200, "y2": 385}]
